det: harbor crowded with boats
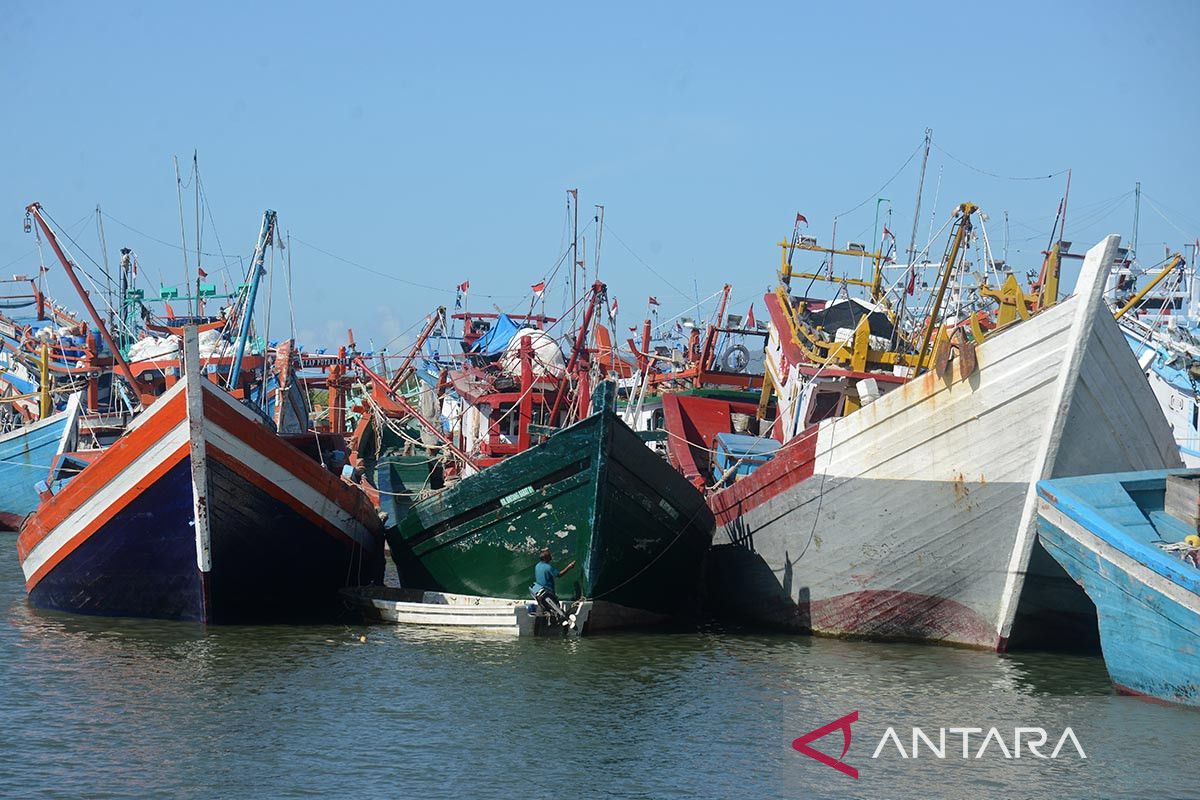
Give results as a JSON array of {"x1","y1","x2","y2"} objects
[{"x1": 3, "y1": 4, "x2": 1199, "y2": 799}]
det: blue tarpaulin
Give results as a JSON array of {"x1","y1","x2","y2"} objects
[{"x1": 471, "y1": 314, "x2": 522, "y2": 356}]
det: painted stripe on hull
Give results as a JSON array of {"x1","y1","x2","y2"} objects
[
  {"x1": 18, "y1": 390, "x2": 188, "y2": 554},
  {"x1": 25, "y1": 454, "x2": 383, "y2": 622},
  {"x1": 199, "y1": 384, "x2": 375, "y2": 531},
  {"x1": 204, "y1": 428, "x2": 374, "y2": 551},
  {"x1": 27, "y1": 457, "x2": 205, "y2": 620},
  {"x1": 203, "y1": 457, "x2": 383, "y2": 622},
  {"x1": 21, "y1": 424, "x2": 191, "y2": 588},
  {"x1": 18, "y1": 370, "x2": 383, "y2": 622}
]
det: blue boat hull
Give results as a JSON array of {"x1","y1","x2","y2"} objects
[
  {"x1": 1037, "y1": 471, "x2": 1200, "y2": 707},
  {"x1": 0, "y1": 397, "x2": 78, "y2": 531}
]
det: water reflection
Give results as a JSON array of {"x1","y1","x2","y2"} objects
[{"x1": 2, "y1": 553, "x2": 1197, "y2": 800}]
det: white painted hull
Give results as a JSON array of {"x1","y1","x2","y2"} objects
[{"x1": 707, "y1": 235, "x2": 1182, "y2": 649}]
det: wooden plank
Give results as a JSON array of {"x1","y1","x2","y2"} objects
[
  {"x1": 183, "y1": 326, "x2": 212, "y2": 577},
  {"x1": 1165, "y1": 474, "x2": 1200, "y2": 530}
]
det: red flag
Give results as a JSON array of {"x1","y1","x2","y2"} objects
[
  {"x1": 746, "y1": 304, "x2": 756, "y2": 328},
  {"x1": 610, "y1": 297, "x2": 618, "y2": 316},
  {"x1": 795, "y1": 214, "x2": 808, "y2": 226},
  {"x1": 648, "y1": 296, "x2": 660, "y2": 307},
  {"x1": 197, "y1": 267, "x2": 208, "y2": 279},
  {"x1": 531, "y1": 281, "x2": 545, "y2": 296},
  {"x1": 906, "y1": 268, "x2": 916, "y2": 296},
  {"x1": 164, "y1": 301, "x2": 177, "y2": 318},
  {"x1": 457, "y1": 280, "x2": 469, "y2": 293}
]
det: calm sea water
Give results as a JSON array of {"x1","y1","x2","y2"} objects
[{"x1": 0, "y1": 553, "x2": 1196, "y2": 800}]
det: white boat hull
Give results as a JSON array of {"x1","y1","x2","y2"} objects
[
  {"x1": 344, "y1": 587, "x2": 591, "y2": 636},
  {"x1": 707, "y1": 235, "x2": 1182, "y2": 649}
]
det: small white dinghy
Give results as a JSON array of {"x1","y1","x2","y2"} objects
[{"x1": 342, "y1": 586, "x2": 591, "y2": 636}]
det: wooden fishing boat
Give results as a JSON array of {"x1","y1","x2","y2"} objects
[
  {"x1": 683, "y1": 214, "x2": 1182, "y2": 649},
  {"x1": 13, "y1": 205, "x2": 384, "y2": 622},
  {"x1": 346, "y1": 268, "x2": 715, "y2": 628},
  {"x1": 16, "y1": 327, "x2": 384, "y2": 622},
  {"x1": 387, "y1": 383, "x2": 714, "y2": 628},
  {"x1": 1037, "y1": 469, "x2": 1200, "y2": 706}
]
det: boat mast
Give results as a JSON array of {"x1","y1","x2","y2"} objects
[
  {"x1": 570, "y1": 188, "x2": 579, "y2": 333},
  {"x1": 194, "y1": 151, "x2": 202, "y2": 311},
  {"x1": 1060, "y1": 169, "x2": 1072, "y2": 244},
  {"x1": 229, "y1": 210, "x2": 277, "y2": 387},
  {"x1": 548, "y1": 281, "x2": 603, "y2": 425},
  {"x1": 905, "y1": 128, "x2": 933, "y2": 273},
  {"x1": 1132, "y1": 181, "x2": 1141, "y2": 258},
  {"x1": 388, "y1": 307, "x2": 447, "y2": 391},
  {"x1": 96, "y1": 204, "x2": 113, "y2": 332},
  {"x1": 699, "y1": 284, "x2": 732, "y2": 375},
  {"x1": 594, "y1": 204, "x2": 605, "y2": 282},
  {"x1": 24, "y1": 203, "x2": 144, "y2": 398},
  {"x1": 174, "y1": 155, "x2": 193, "y2": 316},
  {"x1": 38, "y1": 342, "x2": 50, "y2": 420},
  {"x1": 1114, "y1": 253, "x2": 1184, "y2": 320},
  {"x1": 119, "y1": 248, "x2": 134, "y2": 354},
  {"x1": 915, "y1": 202, "x2": 976, "y2": 371}
]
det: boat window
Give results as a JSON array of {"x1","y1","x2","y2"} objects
[
  {"x1": 806, "y1": 389, "x2": 844, "y2": 425},
  {"x1": 651, "y1": 409, "x2": 665, "y2": 430},
  {"x1": 496, "y1": 403, "x2": 520, "y2": 437}
]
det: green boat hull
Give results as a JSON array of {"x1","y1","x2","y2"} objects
[{"x1": 388, "y1": 407, "x2": 715, "y2": 627}]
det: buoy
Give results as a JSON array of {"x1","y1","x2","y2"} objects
[
  {"x1": 358, "y1": 634, "x2": 367, "y2": 643},
  {"x1": 1186, "y1": 534, "x2": 1200, "y2": 548}
]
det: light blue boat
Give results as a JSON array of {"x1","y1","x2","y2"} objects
[
  {"x1": 1036, "y1": 469, "x2": 1200, "y2": 707},
  {"x1": 0, "y1": 393, "x2": 81, "y2": 531}
]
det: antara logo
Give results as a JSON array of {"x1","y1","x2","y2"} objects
[
  {"x1": 792, "y1": 711, "x2": 859, "y2": 779},
  {"x1": 793, "y1": 712, "x2": 1087, "y2": 779}
]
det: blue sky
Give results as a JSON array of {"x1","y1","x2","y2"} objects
[{"x1": 2, "y1": 1, "x2": 1197, "y2": 353}]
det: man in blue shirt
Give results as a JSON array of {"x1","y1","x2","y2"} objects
[{"x1": 530, "y1": 548, "x2": 576, "y2": 619}]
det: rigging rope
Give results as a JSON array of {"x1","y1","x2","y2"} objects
[
  {"x1": 833, "y1": 139, "x2": 925, "y2": 219},
  {"x1": 932, "y1": 142, "x2": 1069, "y2": 181}
]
